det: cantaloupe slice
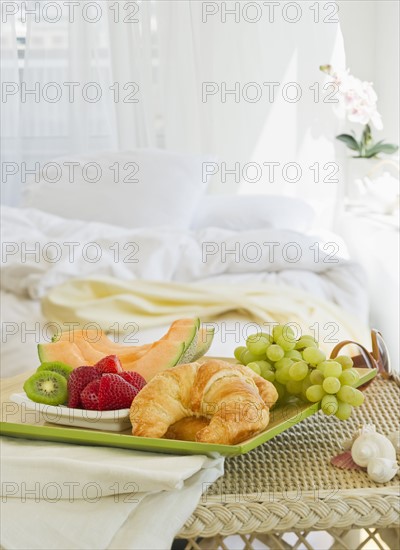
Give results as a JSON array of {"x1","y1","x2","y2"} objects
[
  {"x1": 56, "y1": 329, "x2": 146, "y2": 354},
  {"x1": 38, "y1": 341, "x2": 88, "y2": 368},
  {"x1": 116, "y1": 348, "x2": 152, "y2": 368},
  {"x1": 123, "y1": 341, "x2": 185, "y2": 380},
  {"x1": 63, "y1": 335, "x2": 105, "y2": 364},
  {"x1": 40, "y1": 319, "x2": 200, "y2": 372},
  {"x1": 55, "y1": 329, "x2": 151, "y2": 363},
  {"x1": 119, "y1": 319, "x2": 199, "y2": 368},
  {"x1": 55, "y1": 329, "x2": 118, "y2": 348}
]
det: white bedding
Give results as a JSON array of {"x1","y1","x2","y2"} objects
[{"x1": 1, "y1": 206, "x2": 369, "y2": 377}]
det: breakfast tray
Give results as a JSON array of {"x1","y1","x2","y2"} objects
[
  {"x1": 1, "y1": 368, "x2": 399, "y2": 549},
  {"x1": 1, "y1": 366, "x2": 376, "y2": 457},
  {"x1": 176, "y1": 374, "x2": 400, "y2": 550}
]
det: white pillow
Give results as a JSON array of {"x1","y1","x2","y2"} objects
[
  {"x1": 22, "y1": 149, "x2": 208, "y2": 229},
  {"x1": 191, "y1": 195, "x2": 315, "y2": 232}
]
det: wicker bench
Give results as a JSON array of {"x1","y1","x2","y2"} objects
[{"x1": 177, "y1": 376, "x2": 400, "y2": 550}]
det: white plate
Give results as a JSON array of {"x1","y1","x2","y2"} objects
[{"x1": 10, "y1": 393, "x2": 131, "y2": 432}]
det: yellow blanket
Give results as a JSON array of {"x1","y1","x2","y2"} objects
[{"x1": 42, "y1": 276, "x2": 371, "y2": 351}]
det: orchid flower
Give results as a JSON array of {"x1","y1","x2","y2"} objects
[{"x1": 320, "y1": 65, "x2": 398, "y2": 158}]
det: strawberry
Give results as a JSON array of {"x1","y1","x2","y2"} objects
[
  {"x1": 119, "y1": 371, "x2": 147, "y2": 391},
  {"x1": 98, "y1": 374, "x2": 139, "y2": 410},
  {"x1": 80, "y1": 379, "x2": 101, "y2": 410},
  {"x1": 67, "y1": 366, "x2": 102, "y2": 408},
  {"x1": 94, "y1": 355, "x2": 123, "y2": 374}
]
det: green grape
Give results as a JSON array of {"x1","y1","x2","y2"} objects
[
  {"x1": 272, "y1": 325, "x2": 284, "y2": 342},
  {"x1": 322, "y1": 377, "x2": 341, "y2": 394},
  {"x1": 246, "y1": 362, "x2": 262, "y2": 376},
  {"x1": 295, "y1": 337, "x2": 317, "y2": 350},
  {"x1": 266, "y1": 344, "x2": 285, "y2": 362},
  {"x1": 286, "y1": 379, "x2": 303, "y2": 395},
  {"x1": 302, "y1": 347, "x2": 326, "y2": 366},
  {"x1": 300, "y1": 375, "x2": 312, "y2": 402},
  {"x1": 275, "y1": 364, "x2": 292, "y2": 384},
  {"x1": 283, "y1": 325, "x2": 296, "y2": 339},
  {"x1": 275, "y1": 324, "x2": 296, "y2": 344},
  {"x1": 301, "y1": 333, "x2": 318, "y2": 342},
  {"x1": 234, "y1": 346, "x2": 247, "y2": 361},
  {"x1": 241, "y1": 350, "x2": 262, "y2": 365},
  {"x1": 255, "y1": 360, "x2": 274, "y2": 370},
  {"x1": 301, "y1": 373, "x2": 312, "y2": 392},
  {"x1": 276, "y1": 335, "x2": 296, "y2": 351},
  {"x1": 242, "y1": 350, "x2": 264, "y2": 365},
  {"x1": 274, "y1": 382, "x2": 286, "y2": 402},
  {"x1": 335, "y1": 355, "x2": 354, "y2": 370},
  {"x1": 339, "y1": 368, "x2": 360, "y2": 387},
  {"x1": 261, "y1": 369, "x2": 275, "y2": 383},
  {"x1": 335, "y1": 400, "x2": 353, "y2": 420},
  {"x1": 323, "y1": 361, "x2": 342, "y2": 379},
  {"x1": 310, "y1": 369, "x2": 324, "y2": 385},
  {"x1": 246, "y1": 334, "x2": 270, "y2": 356},
  {"x1": 321, "y1": 394, "x2": 338, "y2": 415},
  {"x1": 289, "y1": 361, "x2": 309, "y2": 381},
  {"x1": 285, "y1": 350, "x2": 302, "y2": 361},
  {"x1": 316, "y1": 360, "x2": 337, "y2": 374},
  {"x1": 257, "y1": 361, "x2": 274, "y2": 380},
  {"x1": 337, "y1": 385, "x2": 356, "y2": 404},
  {"x1": 348, "y1": 388, "x2": 365, "y2": 407},
  {"x1": 306, "y1": 384, "x2": 325, "y2": 402},
  {"x1": 316, "y1": 361, "x2": 327, "y2": 374},
  {"x1": 258, "y1": 332, "x2": 274, "y2": 344},
  {"x1": 274, "y1": 358, "x2": 293, "y2": 370}
]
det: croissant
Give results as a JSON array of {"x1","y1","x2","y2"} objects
[{"x1": 130, "y1": 359, "x2": 278, "y2": 445}]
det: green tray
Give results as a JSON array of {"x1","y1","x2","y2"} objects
[{"x1": 0, "y1": 367, "x2": 377, "y2": 456}]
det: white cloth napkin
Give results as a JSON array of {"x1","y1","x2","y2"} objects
[{"x1": 0, "y1": 437, "x2": 224, "y2": 550}]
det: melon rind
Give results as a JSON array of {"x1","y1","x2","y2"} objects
[
  {"x1": 191, "y1": 327, "x2": 215, "y2": 361},
  {"x1": 164, "y1": 318, "x2": 200, "y2": 364},
  {"x1": 178, "y1": 329, "x2": 199, "y2": 363}
]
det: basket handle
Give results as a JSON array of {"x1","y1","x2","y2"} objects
[
  {"x1": 330, "y1": 339, "x2": 389, "y2": 378},
  {"x1": 330, "y1": 340, "x2": 379, "y2": 389}
]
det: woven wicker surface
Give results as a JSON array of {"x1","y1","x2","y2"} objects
[
  {"x1": 206, "y1": 376, "x2": 399, "y2": 496},
  {"x1": 179, "y1": 376, "x2": 400, "y2": 538}
]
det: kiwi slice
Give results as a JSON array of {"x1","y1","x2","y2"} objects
[
  {"x1": 23, "y1": 371, "x2": 68, "y2": 406},
  {"x1": 37, "y1": 362, "x2": 73, "y2": 379}
]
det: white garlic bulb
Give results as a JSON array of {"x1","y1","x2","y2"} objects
[
  {"x1": 342, "y1": 424, "x2": 376, "y2": 450},
  {"x1": 367, "y1": 457, "x2": 399, "y2": 483},
  {"x1": 351, "y1": 432, "x2": 396, "y2": 468}
]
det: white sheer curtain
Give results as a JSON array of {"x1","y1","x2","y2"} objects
[
  {"x1": 1, "y1": 0, "x2": 345, "y2": 218},
  {"x1": 107, "y1": 1, "x2": 158, "y2": 148},
  {"x1": 1, "y1": 0, "x2": 157, "y2": 205},
  {"x1": 16, "y1": 0, "x2": 159, "y2": 154},
  {"x1": 1, "y1": 12, "x2": 21, "y2": 205},
  {"x1": 153, "y1": 1, "x2": 346, "y2": 225},
  {"x1": 20, "y1": 8, "x2": 116, "y2": 156}
]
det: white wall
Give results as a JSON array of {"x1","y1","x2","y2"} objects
[
  {"x1": 339, "y1": 0, "x2": 399, "y2": 144},
  {"x1": 338, "y1": 1, "x2": 399, "y2": 367},
  {"x1": 375, "y1": 1, "x2": 400, "y2": 145}
]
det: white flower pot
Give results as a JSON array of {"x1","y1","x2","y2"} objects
[
  {"x1": 346, "y1": 156, "x2": 400, "y2": 213},
  {"x1": 346, "y1": 157, "x2": 381, "y2": 199}
]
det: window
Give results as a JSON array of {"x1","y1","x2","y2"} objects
[{"x1": 15, "y1": 2, "x2": 27, "y2": 77}]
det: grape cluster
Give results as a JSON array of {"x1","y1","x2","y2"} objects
[{"x1": 234, "y1": 324, "x2": 364, "y2": 421}]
